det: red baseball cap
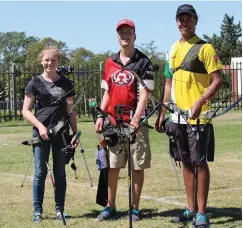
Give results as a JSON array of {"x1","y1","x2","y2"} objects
[{"x1": 116, "y1": 19, "x2": 135, "y2": 31}]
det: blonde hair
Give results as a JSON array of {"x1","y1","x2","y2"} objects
[{"x1": 38, "y1": 46, "x2": 61, "y2": 62}]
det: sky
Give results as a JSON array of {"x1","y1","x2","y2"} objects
[{"x1": 0, "y1": 1, "x2": 242, "y2": 54}]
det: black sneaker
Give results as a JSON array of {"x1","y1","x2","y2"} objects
[
  {"x1": 127, "y1": 209, "x2": 142, "y2": 222},
  {"x1": 171, "y1": 209, "x2": 193, "y2": 223},
  {"x1": 33, "y1": 212, "x2": 42, "y2": 223},
  {"x1": 195, "y1": 213, "x2": 210, "y2": 228},
  {"x1": 95, "y1": 206, "x2": 117, "y2": 222}
]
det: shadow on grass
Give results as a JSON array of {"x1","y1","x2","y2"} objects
[
  {"x1": 142, "y1": 207, "x2": 242, "y2": 226},
  {"x1": 60, "y1": 207, "x2": 241, "y2": 226},
  {"x1": 60, "y1": 209, "x2": 128, "y2": 220}
]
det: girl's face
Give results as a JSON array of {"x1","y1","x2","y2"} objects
[
  {"x1": 40, "y1": 50, "x2": 59, "y2": 74},
  {"x1": 176, "y1": 13, "x2": 197, "y2": 37}
]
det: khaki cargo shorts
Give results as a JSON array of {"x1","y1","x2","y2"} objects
[{"x1": 108, "y1": 125, "x2": 151, "y2": 170}]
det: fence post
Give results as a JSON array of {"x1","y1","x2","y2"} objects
[
  {"x1": 99, "y1": 62, "x2": 103, "y2": 101},
  {"x1": 84, "y1": 93, "x2": 87, "y2": 115},
  {"x1": 12, "y1": 63, "x2": 17, "y2": 120}
]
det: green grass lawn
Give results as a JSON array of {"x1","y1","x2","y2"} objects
[{"x1": 0, "y1": 111, "x2": 241, "y2": 228}]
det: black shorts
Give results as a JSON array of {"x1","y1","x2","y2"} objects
[{"x1": 166, "y1": 122, "x2": 215, "y2": 164}]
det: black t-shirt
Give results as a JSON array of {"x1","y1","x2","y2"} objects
[{"x1": 25, "y1": 75, "x2": 75, "y2": 129}]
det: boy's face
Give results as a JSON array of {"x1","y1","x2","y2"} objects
[
  {"x1": 41, "y1": 51, "x2": 59, "y2": 73},
  {"x1": 117, "y1": 25, "x2": 136, "y2": 48},
  {"x1": 176, "y1": 13, "x2": 197, "y2": 36}
]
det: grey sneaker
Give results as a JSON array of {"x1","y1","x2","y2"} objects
[
  {"x1": 56, "y1": 212, "x2": 69, "y2": 221},
  {"x1": 171, "y1": 209, "x2": 193, "y2": 223},
  {"x1": 127, "y1": 209, "x2": 142, "y2": 222},
  {"x1": 95, "y1": 207, "x2": 117, "y2": 222},
  {"x1": 33, "y1": 212, "x2": 42, "y2": 223},
  {"x1": 195, "y1": 213, "x2": 210, "y2": 228}
]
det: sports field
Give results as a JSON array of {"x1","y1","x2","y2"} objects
[{"x1": 0, "y1": 111, "x2": 241, "y2": 228}]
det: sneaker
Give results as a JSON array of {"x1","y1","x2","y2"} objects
[
  {"x1": 56, "y1": 212, "x2": 69, "y2": 221},
  {"x1": 171, "y1": 209, "x2": 193, "y2": 223},
  {"x1": 95, "y1": 206, "x2": 117, "y2": 222},
  {"x1": 33, "y1": 212, "x2": 42, "y2": 223},
  {"x1": 127, "y1": 209, "x2": 142, "y2": 222},
  {"x1": 195, "y1": 213, "x2": 210, "y2": 228}
]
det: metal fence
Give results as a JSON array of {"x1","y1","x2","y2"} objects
[{"x1": 0, "y1": 62, "x2": 241, "y2": 121}]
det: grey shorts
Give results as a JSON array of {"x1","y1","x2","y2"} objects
[{"x1": 167, "y1": 122, "x2": 215, "y2": 164}]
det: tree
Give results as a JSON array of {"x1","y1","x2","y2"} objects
[
  {"x1": 0, "y1": 32, "x2": 39, "y2": 68},
  {"x1": 203, "y1": 14, "x2": 242, "y2": 64},
  {"x1": 137, "y1": 41, "x2": 165, "y2": 65},
  {"x1": 136, "y1": 41, "x2": 166, "y2": 100},
  {"x1": 25, "y1": 37, "x2": 68, "y2": 70},
  {"x1": 91, "y1": 50, "x2": 114, "y2": 65},
  {"x1": 68, "y1": 47, "x2": 94, "y2": 67}
]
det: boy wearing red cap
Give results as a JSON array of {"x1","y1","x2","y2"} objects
[{"x1": 95, "y1": 19, "x2": 154, "y2": 222}]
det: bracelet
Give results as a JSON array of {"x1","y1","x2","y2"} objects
[{"x1": 96, "y1": 112, "x2": 105, "y2": 119}]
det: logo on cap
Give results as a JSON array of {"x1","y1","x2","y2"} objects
[{"x1": 116, "y1": 19, "x2": 135, "y2": 31}]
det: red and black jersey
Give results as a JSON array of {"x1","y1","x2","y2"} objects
[{"x1": 101, "y1": 48, "x2": 154, "y2": 122}]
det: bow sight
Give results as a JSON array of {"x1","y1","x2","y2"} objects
[{"x1": 56, "y1": 66, "x2": 74, "y2": 77}]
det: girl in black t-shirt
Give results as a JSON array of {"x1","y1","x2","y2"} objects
[{"x1": 22, "y1": 46, "x2": 78, "y2": 223}]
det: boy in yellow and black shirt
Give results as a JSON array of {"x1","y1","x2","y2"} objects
[
  {"x1": 164, "y1": 34, "x2": 222, "y2": 124},
  {"x1": 156, "y1": 4, "x2": 222, "y2": 228}
]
